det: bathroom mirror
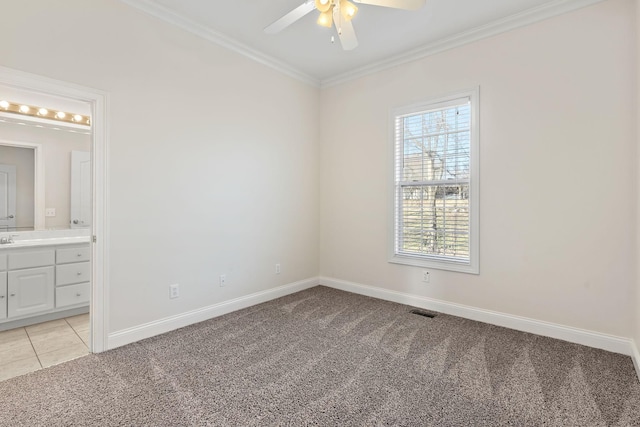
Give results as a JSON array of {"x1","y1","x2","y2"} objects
[{"x1": 0, "y1": 117, "x2": 91, "y2": 232}]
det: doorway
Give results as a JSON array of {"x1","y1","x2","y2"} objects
[{"x1": 0, "y1": 66, "x2": 108, "y2": 358}]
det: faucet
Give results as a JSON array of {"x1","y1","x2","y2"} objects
[{"x1": 0, "y1": 235, "x2": 16, "y2": 244}]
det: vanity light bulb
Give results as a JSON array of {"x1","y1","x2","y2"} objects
[
  {"x1": 38, "y1": 108, "x2": 48, "y2": 116},
  {"x1": 73, "y1": 114, "x2": 83, "y2": 122},
  {"x1": 0, "y1": 100, "x2": 9, "y2": 109},
  {"x1": 19, "y1": 105, "x2": 30, "y2": 113},
  {"x1": 56, "y1": 111, "x2": 66, "y2": 119}
]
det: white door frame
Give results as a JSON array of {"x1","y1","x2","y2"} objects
[{"x1": 0, "y1": 66, "x2": 109, "y2": 353}]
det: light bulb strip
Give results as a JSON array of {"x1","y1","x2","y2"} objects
[{"x1": 0, "y1": 100, "x2": 90, "y2": 126}]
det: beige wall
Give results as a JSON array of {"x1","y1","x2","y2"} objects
[
  {"x1": 0, "y1": 0, "x2": 320, "y2": 333},
  {"x1": 0, "y1": 122, "x2": 90, "y2": 229},
  {"x1": 320, "y1": 0, "x2": 636, "y2": 337},
  {"x1": 0, "y1": 145, "x2": 34, "y2": 229}
]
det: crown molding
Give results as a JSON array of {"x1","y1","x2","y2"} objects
[
  {"x1": 119, "y1": 0, "x2": 320, "y2": 87},
  {"x1": 321, "y1": 0, "x2": 606, "y2": 88},
  {"x1": 120, "y1": 0, "x2": 605, "y2": 89}
]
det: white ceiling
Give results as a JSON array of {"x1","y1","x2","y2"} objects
[{"x1": 122, "y1": 0, "x2": 602, "y2": 85}]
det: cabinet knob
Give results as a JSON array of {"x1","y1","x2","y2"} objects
[
  {"x1": 10, "y1": 293, "x2": 15, "y2": 297},
  {"x1": 77, "y1": 272, "x2": 82, "y2": 275},
  {"x1": 77, "y1": 253, "x2": 82, "y2": 257},
  {"x1": 0, "y1": 295, "x2": 4, "y2": 299},
  {"x1": 76, "y1": 293, "x2": 81, "y2": 297}
]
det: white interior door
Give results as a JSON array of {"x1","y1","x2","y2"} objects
[
  {"x1": 0, "y1": 164, "x2": 16, "y2": 230},
  {"x1": 71, "y1": 151, "x2": 91, "y2": 229}
]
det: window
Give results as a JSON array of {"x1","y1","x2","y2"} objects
[{"x1": 390, "y1": 89, "x2": 479, "y2": 274}]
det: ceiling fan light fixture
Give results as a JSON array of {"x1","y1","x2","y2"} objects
[
  {"x1": 317, "y1": 10, "x2": 333, "y2": 28},
  {"x1": 340, "y1": 0, "x2": 358, "y2": 21},
  {"x1": 314, "y1": 0, "x2": 332, "y2": 13}
]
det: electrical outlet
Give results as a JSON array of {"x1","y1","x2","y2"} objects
[
  {"x1": 169, "y1": 284, "x2": 180, "y2": 299},
  {"x1": 45, "y1": 208, "x2": 56, "y2": 217},
  {"x1": 275, "y1": 263, "x2": 281, "y2": 274},
  {"x1": 219, "y1": 274, "x2": 226, "y2": 287},
  {"x1": 422, "y1": 271, "x2": 430, "y2": 283}
]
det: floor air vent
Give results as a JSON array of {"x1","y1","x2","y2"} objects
[{"x1": 410, "y1": 309, "x2": 437, "y2": 318}]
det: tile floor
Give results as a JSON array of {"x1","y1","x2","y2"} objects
[{"x1": 0, "y1": 313, "x2": 90, "y2": 382}]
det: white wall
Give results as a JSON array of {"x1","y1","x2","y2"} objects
[
  {"x1": 320, "y1": 0, "x2": 636, "y2": 337},
  {"x1": 0, "y1": 145, "x2": 34, "y2": 229},
  {"x1": 0, "y1": 0, "x2": 320, "y2": 333},
  {"x1": 0, "y1": 122, "x2": 90, "y2": 229}
]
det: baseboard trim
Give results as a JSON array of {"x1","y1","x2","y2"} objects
[
  {"x1": 320, "y1": 277, "x2": 632, "y2": 356},
  {"x1": 108, "y1": 277, "x2": 320, "y2": 350},
  {"x1": 631, "y1": 340, "x2": 640, "y2": 382}
]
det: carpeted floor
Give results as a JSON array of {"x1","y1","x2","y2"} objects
[{"x1": 0, "y1": 285, "x2": 639, "y2": 426}]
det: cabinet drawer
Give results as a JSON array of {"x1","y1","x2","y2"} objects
[
  {"x1": 0, "y1": 254, "x2": 6, "y2": 271},
  {"x1": 56, "y1": 246, "x2": 90, "y2": 264},
  {"x1": 56, "y1": 282, "x2": 90, "y2": 308},
  {"x1": 8, "y1": 250, "x2": 55, "y2": 270},
  {"x1": 56, "y1": 262, "x2": 90, "y2": 286}
]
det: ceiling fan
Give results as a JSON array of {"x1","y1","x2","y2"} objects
[{"x1": 264, "y1": 0, "x2": 426, "y2": 51}]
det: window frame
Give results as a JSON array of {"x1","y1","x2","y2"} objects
[{"x1": 388, "y1": 88, "x2": 479, "y2": 274}]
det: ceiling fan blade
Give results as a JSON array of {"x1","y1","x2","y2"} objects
[
  {"x1": 264, "y1": 1, "x2": 316, "y2": 34},
  {"x1": 353, "y1": 0, "x2": 425, "y2": 11},
  {"x1": 333, "y1": 6, "x2": 358, "y2": 50}
]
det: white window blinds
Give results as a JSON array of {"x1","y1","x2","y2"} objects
[{"x1": 391, "y1": 91, "x2": 478, "y2": 273}]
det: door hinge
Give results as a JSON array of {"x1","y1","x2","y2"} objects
[{"x1": 92, "y1": 235, "x2": 97, "y2": 243}]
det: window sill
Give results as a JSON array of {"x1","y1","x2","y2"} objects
[{"x1": 389, "y1": 253, "x2": 479, "y2": 274}]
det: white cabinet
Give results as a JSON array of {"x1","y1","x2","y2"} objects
[
  {"x1": 0, "y1": 243, "x2": 89, "y2": 325},
  {"x1": 7, "y1": 266, "x2": 55, "y2": 318}
]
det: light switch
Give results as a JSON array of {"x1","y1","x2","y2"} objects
[{"x1": 45, "y1": 208, "x2": 56, "y2": 217}]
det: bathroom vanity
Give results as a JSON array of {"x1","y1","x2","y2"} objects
[{"x1": 0, "y1": 232, "x2": 90, "y2": 330}]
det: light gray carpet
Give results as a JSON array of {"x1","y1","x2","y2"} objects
[{"x1": 1, "y1": 286, "x2": 639, "y2": 426}]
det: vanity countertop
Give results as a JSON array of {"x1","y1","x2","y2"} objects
[{"x1": 0, "y1": 235, "x2": 90, "y2": 249}]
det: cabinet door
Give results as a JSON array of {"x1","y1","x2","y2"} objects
[
  {"x1": 8, "y1": 266, "x2": 54, "y2": 318},
  {"x1": 0, "y1": 272, "x2": 6, "y2": 320}
]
